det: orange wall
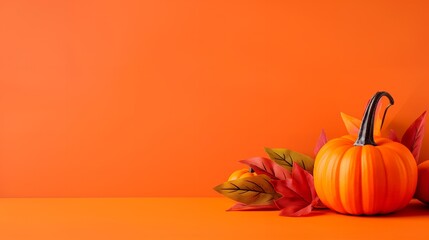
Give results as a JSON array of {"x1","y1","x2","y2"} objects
[{"x1": 1, "y1": 0, "x2": 429, "y2": 197}]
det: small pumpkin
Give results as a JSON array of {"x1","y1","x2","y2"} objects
[
  {"x1": 314, "y1": 91, "x2": 417, "y2": 215},
  {"x1": 228, "y1": 168, "x2": 256, "y2": 181}
]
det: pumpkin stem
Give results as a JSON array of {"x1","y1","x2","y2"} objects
[{"x1": 354, "y1": 91, "x2": 394, "y2": 146}]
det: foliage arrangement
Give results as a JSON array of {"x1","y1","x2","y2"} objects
[{"x1": 214, "y1": 91, "x2": 427, "y2": 217}]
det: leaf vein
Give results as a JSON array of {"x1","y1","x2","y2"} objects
[{"x1": 245, "y1": 180, "x2": 266, "y2": 192}]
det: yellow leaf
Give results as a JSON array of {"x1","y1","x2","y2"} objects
[
  {"x1": 264, "y1": 148, "x2": 314, "y2": 173},
  {"x1": 213, "y1": 175, "x2": 280, "y2": 205}
]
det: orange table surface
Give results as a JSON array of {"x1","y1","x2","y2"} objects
[{"x1": 0, "y1": 197, "x2": 429, "y2": 239}]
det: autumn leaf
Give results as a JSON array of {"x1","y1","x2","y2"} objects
[
  {"x1": 340, "y1": 112, "x2": 361, "y2": 136},
  {"x1": 213, "y1": 175, "x2": 281, "y2": 205},
  {"x1": 314, "y1": 129, "x2": 328, "y2": 156},
  {"x1": 388, "y1": 129, "x2": 400, "y2": 142},
  {"x1": 279, "y1": 203, "x2": 313, "y2": 217},
  {"x1": 402, "y1": 111, "x2": 427, "y2": 163},
  {"x1": 265, "y1": 148, "x2": 314, "y2": 173},
  {"x1": 227, "y1": 202, "x2": 279, "y2": 211},
  {"x1": 271, "y1": 163, "x2": 324, "y2": 217},
  {"x1": 240, "y1": 157, "x2": 291, "y2": 180}
]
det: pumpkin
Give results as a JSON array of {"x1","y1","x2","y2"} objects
[
  {"x1": 228, "y1": 168, "x2": 256, "y2": 181},
  {"x1": 314, "y1": 91, "x2": 417, "y2": 215}
]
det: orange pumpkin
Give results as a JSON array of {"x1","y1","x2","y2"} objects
[
  {"x1": 228, "y1": 168, "x2": 256, "y2": 181},
  {"x1": 314, "y1": 91, "x2": 417, "y2": 215}
]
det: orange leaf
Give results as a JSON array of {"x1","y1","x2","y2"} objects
[
  {"x1": 341, "y1": 106, "x2": 386, "y2": 137},
  {"x1": 340, "y1": 112, "x2": 361, "y2": 136}
]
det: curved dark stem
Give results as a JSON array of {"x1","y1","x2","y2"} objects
[{"x1": 354, "y1": 91, "x2": 394, "y2": 146}]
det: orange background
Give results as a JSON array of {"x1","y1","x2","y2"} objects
[{"x1": 1, "y1": 0, "x2": 429, "y2": 197}]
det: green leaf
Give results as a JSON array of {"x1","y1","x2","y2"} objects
[
  {"x1": 264, "y1": 148, "x2": 314, "y2": 173},
  {"x1": 213, "y1": 175, "x2": 281, "y2": 205}
]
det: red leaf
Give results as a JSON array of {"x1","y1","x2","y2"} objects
[
  {"x1": 312, "y1": 196, "x2": 326, "y2": 209},
  {"x1": 401, "y1": 111, "x2": 427, "y2": 163},
  {"x1": 314, "y1": 129, "x2": 328, "y2": 156},
  {"x1": 279, "y1": 203, "x2": 313, "y2": 217},
  {"x1": 271, "y1": 163, "x2": 324, "y2": 217},
  {"x1": 272, "y1": 180, "x2": 306, "y2": 206},
  {"x1": 388, "y1": 129, "x2": 400, "y2": 142},
  {"x1": 227, "y1": 202, "x2": 279, "y2": 211},
  {"x1": 240, "y1": 157, "x2": 291, "y2": 180}
]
